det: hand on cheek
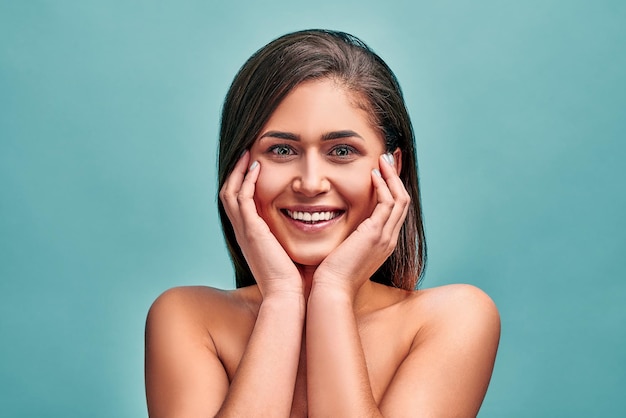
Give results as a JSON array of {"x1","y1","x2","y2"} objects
[
  {"x1": 312, "y1": 153, "x2": 410, "y2": 297},
  {"x1": 220, "y1": 151, "x2": 303, "y2": 298}
]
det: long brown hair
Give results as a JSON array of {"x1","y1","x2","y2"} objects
[{"x1": 218, "y1": 29, "x2": 426, "y2": 290}]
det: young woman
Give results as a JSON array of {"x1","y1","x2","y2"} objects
[{"x1": 145, "y1": 29, "x2": 500, "y2": 417}]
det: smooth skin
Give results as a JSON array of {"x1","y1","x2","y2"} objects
[{"x1": 145, "y1": 79, "x2": 500, "y2": 417}]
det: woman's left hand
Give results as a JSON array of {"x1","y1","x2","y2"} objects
[{"x1": 312, "y1": 153, "x2": 410, "y2": 298}]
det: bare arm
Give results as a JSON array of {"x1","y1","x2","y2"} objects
[
  {"x1": 145, "y1": 287, "x2": 230, "y2": 418},
  {"x1": 146, "y1": 152, "x2": 306, "y2": 417},
  {"x1": 306, "y1": 285, "x2": 500, "y2": 418},
  {"x1": 217, "y1": 294, "x2": 305, "y2": 417},
  {"x1": 216, "y1": 151, "x2": 306, "y2": 417},
  {"x1": 306, "y1": 155, "x2": 500, "y2": 416},
  {"x1": 378, "y1": 285, "x2": 500, "y2": 417},
  {"x1": 306, "y1": 285, "x2": 382, "y2": 417},
  {"x1": 306, "y1": 154, "x2": 408, "y2": 416},
  {"x1": 145, "y1": 287, "x2": 304, "y2": 418}
]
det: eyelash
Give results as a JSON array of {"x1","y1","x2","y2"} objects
[
  {"x1": 268, "y1": 144, "x2": 296, "y2": 157},
  {"x1": 329, "y1": 145, "x2": 358, "y2": 158},
  {"x1": 267, "y1": 144, "x2": 359, "y2": 159}
]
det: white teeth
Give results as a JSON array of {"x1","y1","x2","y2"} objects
[{"x1": 286, "y1": 210, "x2": 339, "y2": 222}]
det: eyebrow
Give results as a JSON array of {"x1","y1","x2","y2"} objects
[
  {"x1": 322, "y1": 130, "x2": 364, "y2": 141},
  {"x1": 259, "y1": 130, "x2": 364, "y2": 141},
  {"x1": 259, "y1": 131, "x2": 299, "y2": 141}
]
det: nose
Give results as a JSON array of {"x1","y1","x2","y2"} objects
[{"x1": 291, "y1": 154, "x2": 331, "y2": 197}]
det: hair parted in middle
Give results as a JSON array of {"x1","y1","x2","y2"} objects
[{"x1": 218, "y1": 29, "x2": 426, "y2": 290}]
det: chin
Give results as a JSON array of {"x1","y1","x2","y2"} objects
[{"x1": 285, "y1": 247, "x2": 330, "y2": 267}]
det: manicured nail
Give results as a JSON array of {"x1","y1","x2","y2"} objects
[
  {"x1": 383, "y1": 153, "x2": 394, "y2": 166},
  {"x1": 372, "y1": 168, "x2": 382, "y2": 177},
  {"x1": 249, "y1": 161, "x2": 259, "y2": 171}
]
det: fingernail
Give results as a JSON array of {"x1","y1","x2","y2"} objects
[
  {"x1": 383, "y1": 153, "x2": 394, "y2": 166},
  {"x1": 372, "y1": 168, "x2": 382, "y2": 177},
  {"x1": 249, "y1": 161, "x2": 259, "y2": 171}
]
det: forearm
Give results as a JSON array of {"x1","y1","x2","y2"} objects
[
  {"x1": 217, "y1": 293, "x2": 305, "y2": 417},
  {"x1": 306, "y1": 284, "x2": 382, "y2": 418}
]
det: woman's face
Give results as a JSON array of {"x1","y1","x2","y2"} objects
[{"x1": 249, "y1": 78, "x2": 396, "y2": 266}]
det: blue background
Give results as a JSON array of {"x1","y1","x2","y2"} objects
[{"x1": 1, "y1": 1, "x2": 624, "y2": 416}]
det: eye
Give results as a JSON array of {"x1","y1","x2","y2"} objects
[
  {"x1": 268, "y1": 144, "x2": 295, "y2": 157},
  {"x1": 329, "y1": 145, "x2": 357, "y2": 159}
]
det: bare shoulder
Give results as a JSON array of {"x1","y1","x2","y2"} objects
[
  {"x1": 145, "y1": 285, "x2": 262, "y2": 359},
  {"x1": 145, "y1": 285, "x2": 260, "y2": 417},
  {"x1": 413, "y1": 284, "x2": 500, "y2": 328},
  {"x1": 406, "y1": 283, "x2": 501, "y2": 349},
  {"x1": 378, "y1": 284, "x2": 500, "y2": 416},
  {"x1": 146, "y1": 285, "x2": 261, "y2": 330},
  {"x1": 147, "y1": 285, "x2": 222, "y2": 320}
]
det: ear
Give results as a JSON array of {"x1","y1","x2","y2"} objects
[{"x1": 392, "y1": 147, "x2": 402, "y2": 176}]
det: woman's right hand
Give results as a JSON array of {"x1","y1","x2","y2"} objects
[{"x1": 219, "y1": 151, "x2": 303, "y2": 298}]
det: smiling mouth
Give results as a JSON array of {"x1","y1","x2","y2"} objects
[{"x1": 284, "y1": 209, "x2": 343, "y2": 224}]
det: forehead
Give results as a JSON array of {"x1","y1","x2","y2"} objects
[{"x1": 260, "y1": 78, "x2": 381, "y2": 141}]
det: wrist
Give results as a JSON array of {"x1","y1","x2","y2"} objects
[
  {"x1": 309, "y1": 279, "x2": 356, "y2": 306},
  {"x1": 261, "y1": 290, "x2": 306, "y2": 314},
  {"x1": 258, "y1": 278, "x2": 304, "y2": 300}
]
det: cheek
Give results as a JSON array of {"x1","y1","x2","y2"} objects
[
  {"x1": 253, "y1": 166, "x2": 288, "y2": 216},
  {"x1": 335, "y1": 170, "x2": 377, "y2": 210}
]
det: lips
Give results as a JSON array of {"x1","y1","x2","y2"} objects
[{"x1": 283, "y1": 209, "x2": 343, "y2": 224}]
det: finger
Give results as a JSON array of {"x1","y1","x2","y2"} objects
[
  {"x1": 381, "y1": 154, "x2": 411, "y2": 240},
  {"x1": 376, "y1": 155, "x2": 411, "y2": 241},
  {"x1": 379, "y1": 153, "x2": 407, "y2": 201},
  {"x1": 220, "y1": 151, "x2": 251, "y2": 222},
  {"x1": 220, "y1": 151, "x2": 250, "y2": 200},
  {"x1": 237, "y1": 160, "x2": 262, "y2": 220},
  {"x1": 366, "y1": 168, "x2": 395, "y2": 230}
]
